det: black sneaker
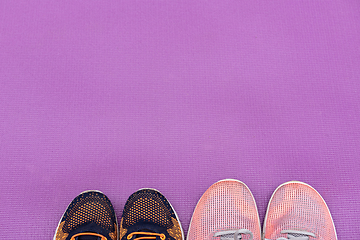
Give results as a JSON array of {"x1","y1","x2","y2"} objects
[
  {"x1": 119, "y1": 189, "x2": 183, "y2": 240},
  {"x1": 54, "y1": 190, "x2": 118, "y2": 240}
]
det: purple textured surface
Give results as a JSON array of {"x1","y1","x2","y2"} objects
[{"x1": 0, "y1": 1, "x2": 359, "y2": 239}]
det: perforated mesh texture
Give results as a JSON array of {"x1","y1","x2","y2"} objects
[
  {"x1": 264, "y1": 182, "x2": 337, "y2": 240},
  {"x1": 62, "y1": 191, "x2": 116, "y2": 233},
  {"x1": 122, "y1": 189, "x2": 174, "y2": 229},
  {"x1": 187, "y1": 180, "x2": 261, "y2": 240}
]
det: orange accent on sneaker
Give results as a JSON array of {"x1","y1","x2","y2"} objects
[
  {"x1": 127, "y1": 232, "x2": 166, "y2": 240},
  {"x1": 70, "y1": 232, "x2": 107, "y2": 240}
]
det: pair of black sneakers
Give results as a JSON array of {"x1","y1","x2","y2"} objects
[{"x1": 54, "y1": 189, "x2": 183, "y2": 240}]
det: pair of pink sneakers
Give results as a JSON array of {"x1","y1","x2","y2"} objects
[{"x1": 187, "y1": 180, "x2": 337, "y2": 240}]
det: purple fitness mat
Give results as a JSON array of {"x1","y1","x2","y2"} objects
[{"x1": 0, "y1": 1, "x2": 359, "y2": 239}]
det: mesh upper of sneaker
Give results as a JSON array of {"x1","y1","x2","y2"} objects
[
  {"x1": 54, "y1": 191, "x2": 118, "y2": 240},
  {"x1": 120, "y1": 189, "x2": 183, "y2": 240},
  {"x1": 263, "y1": 182, "x2": 337, "y2": 240},
  {"x1": 187, "y1": 180, "x2": 261, "y2": 240},
  {"x1": 62, "y1": 192, "x2": 116, "y2": 233},
  {"x1": 121, "y1": 189, "x2": 174, "y2": 229}
]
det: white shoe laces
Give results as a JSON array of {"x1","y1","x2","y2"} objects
[
  {"x1": 265, "y1": 230, "x2": 316, "y2": 240},
  {"x1": 214, "y1": 229, "x2": 253, "y2": 240}
]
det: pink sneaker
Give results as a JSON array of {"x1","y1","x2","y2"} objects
[
  {"x1": 187, "y1": 179, "x2": 261, "y2": 240},
  {"x1": 263, "y1": 181, "x2": 337, "y2": 240}
]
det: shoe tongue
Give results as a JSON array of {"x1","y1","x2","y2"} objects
[{"x1": 76, "y1": 235, "x2": 101, "y2": 240}]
